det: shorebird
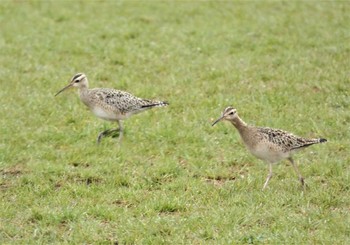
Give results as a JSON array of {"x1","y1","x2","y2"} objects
[
  {"x1": 212, "y1": 106, "x2": 327, "y2": 189},
  {"x1": 55, "y1": 73, "x2": 168, "y2": 143}
]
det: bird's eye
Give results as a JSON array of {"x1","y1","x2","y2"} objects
[
  {"x1": 74, "y1": 80, "x2": 80, "y2": 83},
  {"x1": 229, "y1": 111, "x2": 234, "y2": 115}
]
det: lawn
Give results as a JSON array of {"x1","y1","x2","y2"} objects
[{"x1": 0, "y1": 1, "x2": 349, "y2": 244}]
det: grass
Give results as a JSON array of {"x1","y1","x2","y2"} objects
[{"x1": 0, "y1": 1, "x2": 349, "y2": 244}]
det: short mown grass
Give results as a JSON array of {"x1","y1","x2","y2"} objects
[{"x1": 0, "y1": 1, "x2": 349, "y2": 244}]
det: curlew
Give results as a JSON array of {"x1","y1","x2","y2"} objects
[
  {"x1": 55, "y1": 73, "x2": 168, "y2": 143},
  {"x1": 212, "y1": 106, "x2": 327, "y2": 189}
]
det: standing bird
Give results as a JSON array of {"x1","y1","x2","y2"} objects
[
  {"x1": 55, "y1": 73, "x2": 168, "y2": 143},
  {"x1": 212, "y1": 106, "x2": 327, "y2": 189}
]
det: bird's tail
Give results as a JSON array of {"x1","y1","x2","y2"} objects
[
  {"x1": 141, "y1": 100, "x2": 169, "y2": 108},
  {"x1": 305, "y1": 138, "x2": 327, "y2": 146},
  {"x1": 291, "y1": 137, "x2": 327, "y2": 150},
  {"x1": 319, "y1": 138, "x2": 327, "y2": 143}
]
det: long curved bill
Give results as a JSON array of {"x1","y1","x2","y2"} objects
[
  {"x1": 55, "y1": 83, "x2": 73, "y2": 96},
  {"x1": 212, "y1": 115, "x2": 224, "y2": 126}
]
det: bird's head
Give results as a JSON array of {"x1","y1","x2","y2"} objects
[
  {"x1": 212, "y1": 106, "x2": 238, "y2": 126},
  {"x1": 55, "y1": 73, "x2": 88, "y2": 96}
]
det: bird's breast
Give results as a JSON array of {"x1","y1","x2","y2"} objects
[
  {"x1": 245, "y1": 141, "x2": 290, "y2": 164},
  {"x1": 91, "y1": 106, "x2": 126, "y2": 121}
]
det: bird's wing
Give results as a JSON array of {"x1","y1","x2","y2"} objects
[
  {"x1": 257, "y1": 127, "x2": 315, "y2": 151},
  {"x1": 92, "y1": 88, "x2": 145, "y2": 113}
]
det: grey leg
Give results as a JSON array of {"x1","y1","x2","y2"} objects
[
  {"x1": 96, "y1": 121, "x2": 123, "y2": 144},
  {"x1": 262, "y1": 163, "x2": 273, "y2": 190},
  {"x1": 97, "y1": 129, "x2": 112, "y2": 144},
  {"x1": 288, "y1": 157, "x2": 305, "y2": 186},
  {"x1": 117, "y1": 120, "x2": 123, "y2": 142}
]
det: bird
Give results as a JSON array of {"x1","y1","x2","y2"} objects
[
  {"x1": 55, "y1": 73, "x2": 168, "y2": 143},
  {"x1": 212, "y1": 106, "x2": 327, "y2": 190}
]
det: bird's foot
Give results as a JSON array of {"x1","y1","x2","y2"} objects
[
  {"x1": 97, "y1": 129, "x2": 121, "y2": 144},
  {"x1": 300, "y1": 177, "x2": 308, "y2": 190},
  {"x1": 110, "y1": 129, "x2": 121, "y2": 138}
]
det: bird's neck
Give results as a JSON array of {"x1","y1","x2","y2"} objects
[
  {"x1": 230, "y1": 116, "x2": 248, "y2": 132},
  {"x1": 78, "y1": 84, "x2": 90, "y2": 107},
  {"x1": 230, "y1": 116, "x2": 258, "y2": 149},
  {"x1": 78, "y1": 80, "x2": 89, "y2": 94}
]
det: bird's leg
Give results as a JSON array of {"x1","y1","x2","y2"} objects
[
  {"x1": 108, "y1": 121, "x2": 123, "y2": 141},
  {"x1": 117, "y1": 120, "x2": 123, "y2": 142},
  {"x1": 288, "y1": 157, "x2": 305, "y2": 187},
  {"x1": 262, "y1": 163, "x2": 273, "y2": 190},
  {"x1": 96, "y1": 121, "x2": 123, "y2": 144},
  {"x1": 97, "y1": 129, "x2": 113, "y2": 144}
]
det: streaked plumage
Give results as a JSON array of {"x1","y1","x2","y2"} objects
[
  {"x1": 55, "y1": 73, "x2": 168, "y2": 143},
  {"x1": 212, "y1": 106, "x2": 327, "y2": 189}
]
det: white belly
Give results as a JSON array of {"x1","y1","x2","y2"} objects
[
  {"x1": 91, "y1": 106, "x2": 126, "y2": 121},
  {"x1": 246, "y1": 142, "x2": 290, "y2": 164}
]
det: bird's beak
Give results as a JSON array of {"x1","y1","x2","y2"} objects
[
  {"x1": 212, "y1": 115, "x2": 224, "y2": 126},
  {"x1": 55, "y1": 83, "x2": 73, "y2": 96}
]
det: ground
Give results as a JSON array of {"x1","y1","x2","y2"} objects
[{"x1": 0, "y1": 1, "x2": 349, "y2": 244}]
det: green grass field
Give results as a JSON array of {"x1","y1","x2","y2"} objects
[{"x1": 0, "y1": 1, "x2": 349, "y2": 244}]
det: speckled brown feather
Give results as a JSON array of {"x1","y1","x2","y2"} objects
[
  {"x1": 257, "y1": 127, "x2": 326, "y2": 152},
  {"x1": 87, "y1": 88, "x2": 168, "y2": 116}
]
